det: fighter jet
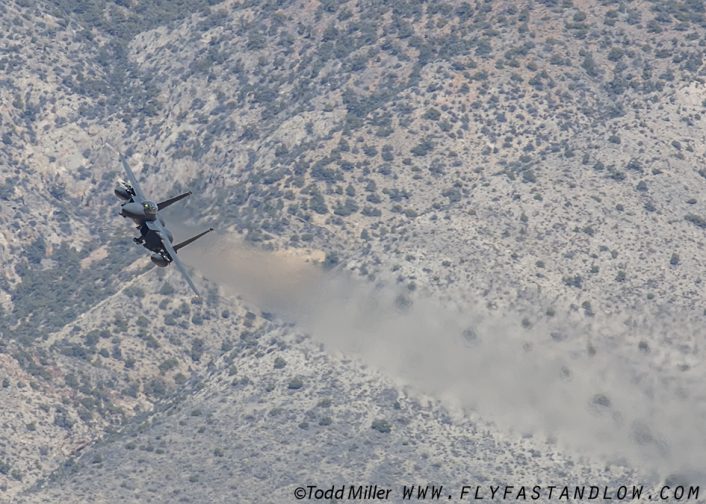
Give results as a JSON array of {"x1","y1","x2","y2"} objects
[{"x1": 108, "y1": 144, "x2": 213, "y2": 296}]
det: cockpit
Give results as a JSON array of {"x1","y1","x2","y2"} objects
[{"x1": 143, "y1": 201, "x2": 158, "y2": 218}]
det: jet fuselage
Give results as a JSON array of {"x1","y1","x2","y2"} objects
[
  {"x1": 120, "y1": 200, "x2": 159, "y2": 225},
  {"x1": 139, "y1": 223, "x2": 174, "y2": 253}
]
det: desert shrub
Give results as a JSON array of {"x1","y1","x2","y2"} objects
[
  {"x1": 371, "y1": 419, "x2": 391, "y2": 433},
  {"x1": 288, "y1": 376, "x2": 304, "y2": 389},
  {"x1": 190, "y1": 338, "x2": 205, "y2": 362}
]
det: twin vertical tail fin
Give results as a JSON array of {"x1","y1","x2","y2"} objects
[
  {"x1": 157, "y1": 191, "x2": 192, "y2": 211},
  {"x1": 174, "y1": 228, "x2": 214, "y2": 252}
]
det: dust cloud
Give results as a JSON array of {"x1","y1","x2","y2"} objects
[{"x1": 179, "y1": 230, "x2": 706, "y2": 483}]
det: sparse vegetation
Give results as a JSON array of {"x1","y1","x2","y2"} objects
[
  {"x1": 1, "y1": 0, "x2": 704, "y2": 499},
  {"x1": 371, "y1": 419, "x2": 391, "y2": 433},
  {"x1": 288, "y1": 376, "x2": 304, "y2": 390}
]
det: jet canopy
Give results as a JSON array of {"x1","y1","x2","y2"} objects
[{"x1": 142, "y1": 201, "x2": 158, "y2": 218}]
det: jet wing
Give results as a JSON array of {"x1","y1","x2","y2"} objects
[
  {"x1": 146, "y1": 220, "x2": 201, "y2": 297},
  {"x1": 119, "y1": 155, "x2": 147, "y2": 203},
  {"x1": 105, "y1": 143, "x2": 147, "y2": 203}
]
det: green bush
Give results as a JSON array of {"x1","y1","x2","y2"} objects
[
  {"x1": 288, "y1": 376, "x2": 304, "y2": 390},
  {"x1": 371, "y1": 419, "x2": 391, "y2": 433}
]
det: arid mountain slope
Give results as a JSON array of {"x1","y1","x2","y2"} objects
[{"x1": 1, "y1": 0, "x2": 705, "y2": 501}]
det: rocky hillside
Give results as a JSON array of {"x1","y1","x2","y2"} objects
[{"x1": 1, "y1": 0, "x2": 705, "y2": 501}]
